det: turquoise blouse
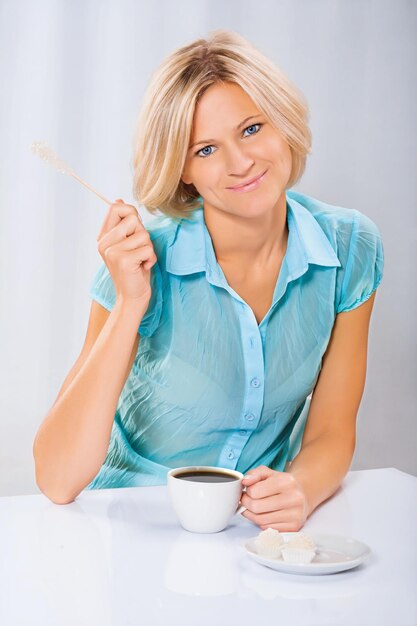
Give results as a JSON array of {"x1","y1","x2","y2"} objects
[{"x1": 86, "y1": 189, "x2": 384, "y2": 490}]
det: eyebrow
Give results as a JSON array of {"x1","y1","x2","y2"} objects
[{"x1": 188, "y1": 115, "x2": 262, "y2": 150}]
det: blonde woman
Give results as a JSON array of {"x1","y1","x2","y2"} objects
[{"x1": 33, "y1": 30, "x2": 384, "y2": 532}]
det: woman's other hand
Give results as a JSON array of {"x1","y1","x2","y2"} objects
[{"x1": 240, "y1": 465, "x2": 309, "y2": 531}]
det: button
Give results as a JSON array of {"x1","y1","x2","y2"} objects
[
  {"x1": 239, "y1": 430, "x2": 247, "y2": 436},
  {"x1": 245, "y1": 413, "x2": 255, "y2": 421},
  {"x1": 250, "y1": 377, "x2": 260, "y2": 388},
  {"x1": 227, "y1": 451, "x2": 235, "y2": 460}
]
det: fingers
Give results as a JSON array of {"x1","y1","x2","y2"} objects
[
  {"x1": 241, "y1": 493, "x2": 298, "y2": 515},
  {"x1": 96, "y1": 197, "x2": 158, "y2": 278},
  {"x1": 243, "y1": 466, "x2": 271, "y2": 479},
  {"x1": 244, "y1": 472, "x2": 293, "y2": 500},
  {"x1": 103, "y1": 244, "x2": 156, "y2": 266},
  {"x1": 240, "y1": 468, "x2": 308, "y2": 532},
  {"x1": 117, "y1": 230, "x2": 154, "y2": 253},
  {"x1": 98, "y1": 214, "x2": 146, "y2": 252},
  {"x1": 96, "y1": 199, "x2": 143, "y2": 241},
  {"x1": 242, "y1": 465, "x2": 274, "y2": 485},
  {"x1": 118, "y1": 233, "x2": 158, "y2": 269},
  {"x1": 241, "y1": 507, "x2": 305, "y2": 532}
]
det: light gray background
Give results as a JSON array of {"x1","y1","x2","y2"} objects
[{"x1": 1, "y1": 0, "x2": 415, "y2": 496}]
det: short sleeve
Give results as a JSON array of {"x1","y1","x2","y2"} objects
[
  {"x1": 336, "y1": 211, "x2": 384, "y2": 313},
  {"x1": 89, "y1": 261, "x2": 163, "y2": 337}
]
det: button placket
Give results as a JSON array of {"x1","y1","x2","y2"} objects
[{"x1": 218, "y1": 298, "x2": 265, "y2": 469}]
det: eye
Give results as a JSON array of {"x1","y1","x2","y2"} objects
[
  {"x1": 242, "y1": 123, "x2": 262, "y2": 137},
  {"x1": 195, "y1": 123, "x2": 263, "y2": 158},
  {"x1": 196, "y1": 145, "x2": 215, "y2": 158}
]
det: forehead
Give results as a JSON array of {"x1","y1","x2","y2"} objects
[{"x1": 191, "y1": 83, "x2": 260, "y2": 132}]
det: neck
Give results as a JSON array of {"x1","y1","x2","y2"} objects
[{"x1": 203, "y1": 193, "x2": 289, "y2": 270}]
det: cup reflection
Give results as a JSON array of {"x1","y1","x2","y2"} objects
[{"x1": 164, "y1": 530, "x2": 239, "y2": 596}]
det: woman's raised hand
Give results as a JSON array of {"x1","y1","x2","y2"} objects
[{"x1": 96, "y1": 199, "x2": 157, "y2": 304}]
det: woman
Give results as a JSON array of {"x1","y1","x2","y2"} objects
[{"x1": 33, "y1": 30, "x2": 384, "y2": 532}]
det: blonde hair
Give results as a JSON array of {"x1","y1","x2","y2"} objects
[{"x1": 132, "y1": 29, "x2": 312, "y2": 219}]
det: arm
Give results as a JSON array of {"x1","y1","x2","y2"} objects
[
  {"x1": 288, "y1": 290, "x2": 377, "y2": 515},
  {"x1": 242, "y1": 290, "x2": 377, "y2": 530},
  {"x1": 33, "y1": 298, "x2": 147, "y2": 505}
]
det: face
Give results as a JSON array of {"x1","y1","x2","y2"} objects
[{"x1": 181, "y1": 82, "x2": 292, "y2": 219}]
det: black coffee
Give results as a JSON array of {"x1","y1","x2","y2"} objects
[{"x1": 175, "y1": 470, "x2": 238, "y2": 483}]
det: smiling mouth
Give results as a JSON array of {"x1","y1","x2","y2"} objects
[{"x1": 226, "y1": 170, "x2": 268, "y2": 192}]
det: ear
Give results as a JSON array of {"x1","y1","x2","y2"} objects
[{"x1": 181, "y1": 172, "x2": 193, "y2": 185}]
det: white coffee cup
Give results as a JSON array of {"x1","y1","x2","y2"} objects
[{"x1": 167, "y1": 465, "x2": 247, "y2": 533}]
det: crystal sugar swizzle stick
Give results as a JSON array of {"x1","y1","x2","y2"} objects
[{"x1": 30, "y1": 141, "x2": 113, "y2": 205}]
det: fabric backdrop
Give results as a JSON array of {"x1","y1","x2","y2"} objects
[{"x1": 0, "y1": 0, "x2": 415, "y2": 495}]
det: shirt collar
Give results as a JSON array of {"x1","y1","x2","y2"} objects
[
  {"x1": 285, "y1": 191, "x2": 341, "y2": 270},
  {"x1": 166, "y1": 192, "x2": 341, "y2": 293}
]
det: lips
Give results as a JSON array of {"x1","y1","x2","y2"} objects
[{"x1": 226, "y1": 170, "x2": 267, "y2": 190}]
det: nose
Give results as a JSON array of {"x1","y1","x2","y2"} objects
[{"x1": 225, "y1": 144, "x2": 255, "y2": 177}]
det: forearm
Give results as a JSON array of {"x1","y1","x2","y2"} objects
[
  {"x1": 34, "y1": 298, "x2": 147, "y2": 503},
  {"x1": 287, "y1": 431, "x2": 356, "y2": 517}
]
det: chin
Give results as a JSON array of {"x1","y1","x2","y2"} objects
[
  {"x1": 234, "y1": 204, "x2": 276, "y2": 220},
  {"x1": 240, "y1": 192, "x2": 283, "y2": 215}
]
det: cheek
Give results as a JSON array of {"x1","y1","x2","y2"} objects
[
  {"x1": 273, "y1": 138, "x2": 291, "y2": 161},
  {"x1": 283, "y1": 145, "x2": 292, "y2": 171},
  {"x1": 273, "y1": 141, "x2": 292, "y2": 175},
  {"x1": 196, "y1": 161, "x2": 224, "y2": 187},
  {"x1": 264, "y1": 132, "x2": 291, "y2": 162}
]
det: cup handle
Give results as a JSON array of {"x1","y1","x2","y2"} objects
[{"x1": 236, "y1": 485, "x2": 247, "y2": 515}]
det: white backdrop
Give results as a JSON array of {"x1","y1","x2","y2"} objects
[{"x1": 1, "y1": 0, "x2": 416, "y2": 496}]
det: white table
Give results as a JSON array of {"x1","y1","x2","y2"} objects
[{"x1": 0, "y1": 468, "x2": 416, "y2": 626}]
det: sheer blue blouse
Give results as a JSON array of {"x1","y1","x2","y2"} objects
[{"x1": 85, "y1": 190, "x2": 384, "y2": 489}]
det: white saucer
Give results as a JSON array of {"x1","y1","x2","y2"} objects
[{"x1": 244, "y1": 532, "x2": 371, "y2": 575}]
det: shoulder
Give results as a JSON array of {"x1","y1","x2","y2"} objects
[
  {"x1": 143, "y1": 214, "x2": 179, "y2": 250},
  {"x1": 286, "y1": 189, "x2": 383, "y2": 256},
  {"x1": 142, "y1": 213, "x2": 186, "y2": 278},
  {"x1": 287, "y1": 190, "x2": 384, "y2": 313}
]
